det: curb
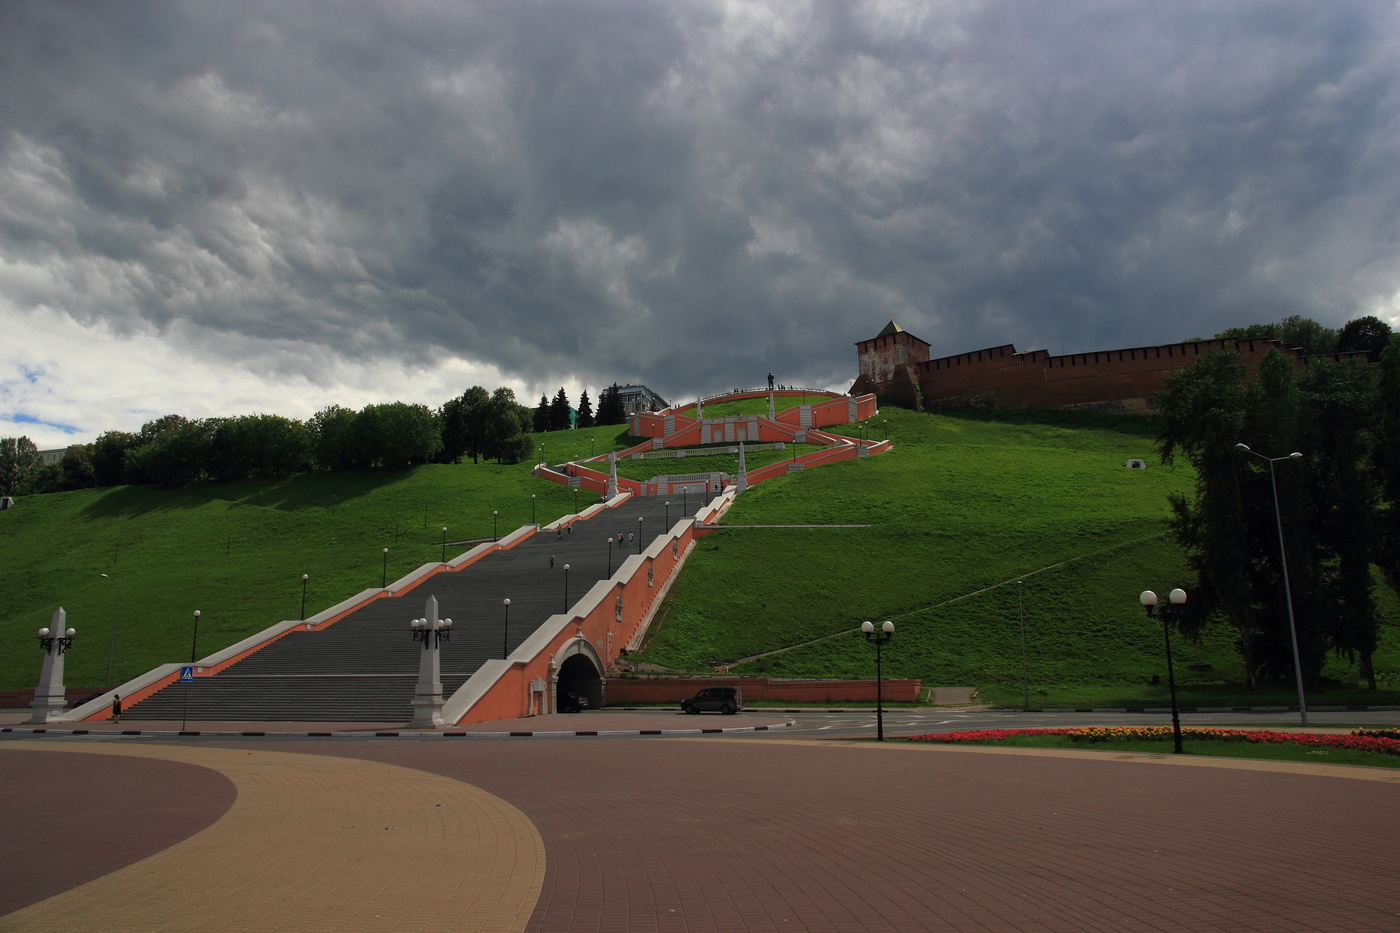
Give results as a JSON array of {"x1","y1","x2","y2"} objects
[{"x1": 0, "y1": 719, "x2": 797, "y2": 740}]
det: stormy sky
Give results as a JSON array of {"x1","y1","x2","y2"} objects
[{"x1": 4, "y1": 1, "x2": 1400, "y2": 448}]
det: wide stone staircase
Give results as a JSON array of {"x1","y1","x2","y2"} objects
[{"x1": 126, "y1": 495, "x2": 677, "y2": 722}]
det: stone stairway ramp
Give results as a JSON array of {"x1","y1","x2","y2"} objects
[{"x1": 125, "y1": 496, "x2": 678, "y2": 722}]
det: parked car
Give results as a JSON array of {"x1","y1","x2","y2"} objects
[
  {"x1": 560, "y1": 692, "x2": 589, "y2": 713},
  {"x1": 681, "y1": 686, "x2": 743, "y2": 715}
]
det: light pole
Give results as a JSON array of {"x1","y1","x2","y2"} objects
[
  {"x1": 502, "y1": 598, "x2": 511, "y2": 659},
  {"x1": 100, "y1": 573, "x2": 121, "y2": 687},
  {"x1": 860, "y1": 620, "x2": 894, "y2": 741},
  {"x1": 409, "y1": 596, "x2": 452, "y2": 727},
  {"x1": 1140, "y1": 589, "x2": 1187, "y2": 754},
  {"x1": 665, "y1": 501, "x2": 670, "y2": 528},
  {"x1": 441, "y1": 526, "x2": 448, "y2": 562},
  {"x1": 563, "y1": 563, "x2": 571, "y2": 612},
  {"x1": 682, "y1": 486, "x2": 688, "y2": 515},
  {"x1": 637, "y1": 515, "x2": 644, "y2": 548},
  {"x1": 574, "y1": 486, "x2": 579, "y2": 515},
  {"x1": 300, "y1": 573, "x2": 308, "y2": 621},
  {"x1": 382, "y1": 548, "x2": 389, "y2": 587},
  {"x1": 492, "y1": 509, "x2": 498, "y2": 542},
  {"x1": 183, "y1": 610, "x2": 201, "y2": 731},
  {"x1": 1236, "y1": 443, "x2": 1309, "y2": 725},
  {"x1": 531, "y1": 494, "x2": 537, "y2": 525},
  {"x1": 1017, "y1": 580, "x2": 1028, "y2": 711},
  {"x1": 29, "y1": 610, "x2": 76, "y2": 725},
  {"x1": 606, "y1": 537, "x2": 613, "y2": 576}
]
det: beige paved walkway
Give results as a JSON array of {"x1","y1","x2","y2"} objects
[{"x1": 0, "y1": 742, "x2": 544, "y2": 933}]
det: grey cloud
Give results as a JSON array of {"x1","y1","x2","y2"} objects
[{"x1": 3, "y1": 0, "x2": 1400, "y2": 412}]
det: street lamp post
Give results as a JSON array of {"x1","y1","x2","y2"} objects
[
  {"x1": 502, "y1": 598, "x2": 511, "y2": 659},
  {"x1": 665, "y1": 501, "x2": 670, "y2": 528},
  {"x1": 182, "y1": 610, "x2": 201, "y2": 731},
  {"x1": 1140, "y1": 588, "x2": 1187, "y2": 754},
  {"x1": 382, "y1": 548, "x2": 389, "y2": 587},
  {"x1": 606, "y1": 537, "x2": 613, "y2": 576},
  {"x1": 441, "y1": 526, "x2": 448, "y2": 562},
  {"x1": 492, "y1": 510, "x2": 499, "y2": 542},
  {"x1": 409, "y1": 595, "x2": 452, "y2": 727},
  {"x1": 682, "y1": 487, "x2": 688, "y2": 515},
  {"x1": 300, "y1": 573, "x2": 308, "y2": 621},
  {"x1": 860, "y1": 620, "x2": 894, "y2": 741},
  {"x1": 563, "y1": 563, "x2": 571, "y2": 612},
  {"x1": 574, "y1": 487, "x2": 579, "y2": 515},
  {"x1": 1017, "y1": 580, "x2": 1029, "y2": 711},
  {"x1": 637, "y1": 515, "x2": 644, "y2": 548},
  {"x1": 532, "y1": 494, "x2": 537, "y2": 525},
  {"x1": 28, "y1": 608, "x2": 76, "y2": 725},
  {"x1": 100, "y1": 573, "x2": 121, "y2": 687},
  {"x1": 1236, "y1": 444, "x2": 1309, "y2": 725}
]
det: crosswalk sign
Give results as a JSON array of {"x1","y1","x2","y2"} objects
[{"x1": 179, "y1": 666, "x2": 194, "y2": 682}]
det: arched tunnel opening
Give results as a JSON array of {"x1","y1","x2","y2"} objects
[{"x1": 557, "y1": 653, "x2": 603, "y2": 712}]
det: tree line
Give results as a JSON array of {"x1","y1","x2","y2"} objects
[
  {"x1": 1, "y1": 381, "x2": 635, "y2": 496},
  {"x1": 1160, "y1": 314, "x2": 1399, "y2": 691},
  {"x1": 530, "y1": 383, "x2": 628, "y2": 433}
]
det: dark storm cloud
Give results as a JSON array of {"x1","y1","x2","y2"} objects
[{"x1": 3, "y1": 0, "x2": 1400, "y2": 407}]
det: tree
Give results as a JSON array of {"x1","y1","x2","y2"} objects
[
  {"x1": 1157, "y1": 350, "x2": 1262, "y2": 683},
  {"x1": 1335, "y1": 315, "x2": 1393, "y2": 361},
  {"x1": 533, "y1": 394, "x2": 551, "y2": 433},
  {"x1": 127, "y1": 418, "x2": 214, "y2": 486},
  {"x1": 576, "y1": 390, "x2": 595, "y2": 429},
  {"x1": 1379, "y1": 342, "x2": 1400, "y2": 595},
  {"x1": 311, "y1": 405, "x2": 361, "y2": 470},
  {"x1": 60, "y1": 445, "x2": 97, "y2": 490},
  {"x1": 439, "y1": 394, "x2": 470, "y2": 464},
  {"x1": 597, "y1": 383, "x2": 626, "y2": 425},
  {"x1": 485, "y1": 387, "x2": 527, "y2": 463},
  {"x1": 1279, "y1": 315, "x2": 1337, "y2": 356},
  {"x1": 353, "y1": 402, "x2": 442, "y2": 468},
  {"x1": 1159, "y1": 347, "x2": 1390, "y2": 691},
  {"x1": 1300, "y1": 359, "x2": 1381, "y2": 688},
  {"x1": 90, "y1": 431, "x2": 139, "y2": 486},
  {"x1": 210, "y1": 415, "x2": 313, "y2": 480},
  {"x1": 0, "y1": 436, "x2": 42, "y2": 495},
  {"x1": 550, "y1": 387, "x2": 571, "y2": 432}
]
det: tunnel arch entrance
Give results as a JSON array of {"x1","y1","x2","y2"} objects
[{"x1": 554, "y1": 640, "x2": 604, "y2": 712}]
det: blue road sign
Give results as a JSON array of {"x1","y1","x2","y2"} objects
[{"x1": 179, "y1": 666, "x2": 194, "y2": 682}]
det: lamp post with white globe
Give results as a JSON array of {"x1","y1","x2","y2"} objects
[
  {"x1": 861, "y1": 620, "x2": 894, "y2": 741},
  {"x1": 1140, "y1": 588, "x2": 1187, "y2": 754}
]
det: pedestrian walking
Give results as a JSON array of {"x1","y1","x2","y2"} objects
[
  {"x1": 111, "y1": 693, "x2": 122, "y2": 723},
  {"x1": 628, "y1": 531, "x2": 635, "y2": 548},
  {"x1": 557, "y1": 527, "x2": 562, "y2": 539},
  {"x1": 550, "y1": 554, "x2": 555, "y2": 568}
]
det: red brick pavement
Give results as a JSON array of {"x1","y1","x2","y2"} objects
[
  {"x1": 270, "y1": 738, "x2": 1400, "y2": 933},
  {"x1": 4, "y1": 735, "x2": 1397, "y2": 931},
  {"x1": 0, "y1": 749, "x2": 235, "y2": 915}
]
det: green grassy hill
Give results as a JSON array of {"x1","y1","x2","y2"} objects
[
  {"x1": 629, "y1": 407, "x2": 1400, "y2": 707},
  {"x1": 4, "y1": 409, "x2": 1396, "y2": 706}
]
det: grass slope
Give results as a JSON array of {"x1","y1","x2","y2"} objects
[
  {"x1": 0, "y1": 424, "x2": 632, "y2": 692},
  {"x1": 631, "y1": 407, "x2": 1400, "y2": 706}
]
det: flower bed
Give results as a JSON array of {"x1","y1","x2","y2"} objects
[{"x1": 907, "y1": 726, "x2": 1400, "y2": 756}]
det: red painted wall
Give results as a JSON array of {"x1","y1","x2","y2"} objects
[
  {"x1": 857, "y1": 335, "x2": 1332, "y2": 411},
  {"x1": 606, "y1": 677, "x2": 923, "y2": 704}
]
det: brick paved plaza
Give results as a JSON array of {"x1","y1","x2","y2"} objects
[{"x1": 2, "y1": 727, "x2": 1397, "y2": 932}]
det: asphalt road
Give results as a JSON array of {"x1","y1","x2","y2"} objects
[{"x1": 744, "y1": 706, "x2": 1400, "y2": 738}]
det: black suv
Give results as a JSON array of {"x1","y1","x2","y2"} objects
[{"x1": 681, "y1": 686, "x2": 743, "y2": 715}]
